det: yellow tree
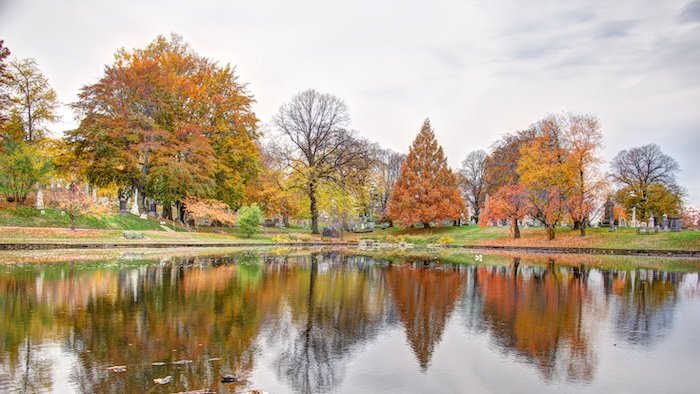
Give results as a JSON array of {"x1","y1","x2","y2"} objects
[
  {"x1": 518, "y1": 116, "x2": 571, "y2": 240},
  {"x1": 388, "y1": 118, "x2": 464, "y2": 227},
  {"x1": 563, "y1": 113, "x2": 605, "y2": 236}
]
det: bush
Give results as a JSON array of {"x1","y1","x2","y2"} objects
[
  {"x1": 436, "y1": 235, "x2": 455, "y2": 245},
  {"x1": 237, "y1": 204, "x2": 262, "y2": 238},
  {"x1": 123, "y1": 231, "x2": 145, "y2": 239}
]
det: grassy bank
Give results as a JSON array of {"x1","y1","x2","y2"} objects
[
  {"x1": 0, "y1": 207, "x2": 698, "y2": 252},
  {"x1": 357, "y1": 225, "x2": 700, "y2": 251}
]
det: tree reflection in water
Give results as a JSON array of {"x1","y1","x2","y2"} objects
[{"x1": 0, "y1": 252, "x2": 695, "y2": 393}]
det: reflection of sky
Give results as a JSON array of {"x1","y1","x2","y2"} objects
[
  {"x1": 250, "y1": 272, "x2": 700, "y2": 393},
  {"x1": 2, "y1": 260, "x2": 699, "y2": 393}
]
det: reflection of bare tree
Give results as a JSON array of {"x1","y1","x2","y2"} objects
[
  {"x1": 608, "y1": 269, "x2": 683, "y2": 346},
  {"x1": 477, "y1": 260, "x2": 595, "y2": 382},
  {"x1": 385, "y1": 262, "x2": 465, "y2": 371},
  {"x1": 275, "y1": 253, "x2": 386, "y2": 393}
]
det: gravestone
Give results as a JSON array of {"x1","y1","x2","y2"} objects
[
  {"x1": 130, "y1": 190, "x2": 139, "y2": 215},
  {"x1": 322, "y1": 227, "x2": 339, "y2": 238},
  {"x1": 148, "y1": 202, "x2": 157, "y2": 217},
  {"x1": 631, "y1": 207, "x2": 637, "y2": 228},
  {"x1": 119, "y1": 197, "x2": 128, "y2": 215},
  {"x1": 662, "y1": 213, "x2": 669, "y2": 230},
  {"x1": 669, "y1": 217, "x2": 682, "y2": 232},
  {"x1": 601, "y1": 197, "x2": 614, "y2": 227},
  {"x1": 35, "y1": 188, "x2": 44, "y2": 209},
  {"x1": 648, "y1": 214, "x2": 654, "y2": 228}
]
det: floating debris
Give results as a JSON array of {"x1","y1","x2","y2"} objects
[
  {"x1": 175, "y1": 390, "x2": 215, "y2": 394},
  {"x1": 247, "y1": 390, "x2": 269, "y2": 394},
  {"x1": 221, "y1": 374, "x2": 238, "y2": 383},
  {"x1": 172, "y1": 359, "x2": 193, "y2": 365},
  {"x1": 154, "y1": 376, "x2": 173, "y2": 385},
  {"x1": 151, "y1": 362, "x2": 166, "y2": 366},
  {"x1": 107, "y1": 365, "x2": 127, "y2": 373},
  {"x1": 208, "y1": 357, "x2": 222, "y2": 362}
]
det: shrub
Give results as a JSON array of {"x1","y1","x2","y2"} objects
[
  {"x1": 123, "y1": 231, "x2": 145, "y2": 239},
  {"x1": 237, "y1": 204, "x2": 262, "y2": 238}
]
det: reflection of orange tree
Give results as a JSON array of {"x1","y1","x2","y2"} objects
[
  {"x1": 477, "y1": 261, "x2": 595, "y2": 382},
  {"x1": 0, "y1": 257, "x2": 285, "y2": 393},
  {"x1": 385, "y1": 263, "x2": 465, "y2": 371}
]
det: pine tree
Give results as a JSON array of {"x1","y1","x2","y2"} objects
[{"x1": 388, "y1": 118, "x2": 464, "y2": 227}]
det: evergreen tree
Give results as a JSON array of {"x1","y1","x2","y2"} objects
[{"x1": 388, "y1": 118, "x2": 464, "y2": 227}]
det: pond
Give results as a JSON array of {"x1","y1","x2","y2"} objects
[{"x1": 0, "y1": 249, "x2": 699, "y2": 393}]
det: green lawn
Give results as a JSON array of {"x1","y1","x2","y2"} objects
[
  {"x1": 0, "y1": 207, "x2": 171, "y2": 231},
  {"x1": 359, "y1": 225, "x2": 700, "y2": 251}
]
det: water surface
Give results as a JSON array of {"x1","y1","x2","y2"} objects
[{"x1": 1, "y1": 250, "x2": 699, "y2": 393}]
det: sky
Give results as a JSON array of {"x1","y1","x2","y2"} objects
[{"x1": 1, "y1": 0, "x2": 699, "y2": 205}]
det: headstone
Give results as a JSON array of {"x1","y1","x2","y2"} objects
[
  {"x1": 669, "y1": 217, "x2": 682, "y2": 232},
  {"x1": 148, "y1": 201, "x2": 157, "y2": 217},
  {"x1": 601, "y1": 197, "x2": 614, "y2": 227},
  {"x1": 662, "y1": 213, "x2": 669, "y2": 230},
  {"x1": 119, "y1": 197, "x2": 128, "y2": 215},
  {"x1": 322, "y1": 227, "x2": 339, "y2": 238},
  {"x1": 130, "y1": 190, "x2": 139, "y2": 215},
  {"x1": 139, "y1": 213, "x2": 148, "y2": 220},
  {"x1": 631, "y1": 207, "x2": 637, "y2": 228},
  {"x1": 35, "y1": 188, "x2": 44, "y2": 209},
  {"x1": 648, "y1": 214, "x2": 654, "y2": 228}
]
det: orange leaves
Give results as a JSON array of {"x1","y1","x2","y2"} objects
[
  {"x1": 388, "y1": 118, "x2": 464, "y2": 226},
  {"x1": 183, "y1": 197, "x2": 236, "y2": 226}
]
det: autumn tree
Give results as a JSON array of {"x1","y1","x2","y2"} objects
[
  {"x1": 243, "y1": 147, "x2": 301, "y2": 227},
  {"x1": 388, "y1": 118, "x2": 464, "y2": 227},
  {"x1": 49, "y1": 182, "x2": 109, "y2": 230},
  {"x1": 0, "y1": 138, "x2": 53, "y2": 204},
  {"x1": 67, "y1": 34, "x2": 259, "y2": 217},
  {"x1": 610, "y1": 144, "x2": 682, "y2": 220},
  {"x1": 480, "y1": 185, "x2": 529, "y2": 238},
  {"x1": 459, "y1": 149, "x2": 488, "y2": 223},
  {"x1": 562, "y1": 113, "x2": 605, "y2": 236},
  {"x1": 481, "y1": 130, "x2": 534, "y2": 238},
  {"x1": 6, "y1": 58, "x2": 59, "y2": 142},
  {"x1": 518, "y1": 116, "x2": 571, "y2": 240},
  {"x1": 272, "y1": 89, "x2": 374, "y2": 233},
  {"x1": 183, "y1": 197, "x2": 236, "y2": 228}
]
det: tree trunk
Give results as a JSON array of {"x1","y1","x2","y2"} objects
[
  {"x1": 511, "y1": 218, "x2": 521, "y2": 239},
  {"x1": 545, "y1": 223, "x2": 556, "y2": 240},
  {"x1": 70, "y1": 214, "x2": 76, "y2": 231},
  {"x1": 163, "y1": 203, "x2": 173, "y2": 220},
  {"x1": 309, "y1": 181, "x2": 319, "y2": 234},
  {"x1": 283, "y1": 213, "x2": 290, "y2": 227},
  {"x1": 573, "y1": 220, "x2": 581, "y2": 230},
  {"x1": 137, "y1": 187, "x2": 146, "y2": 214},
  {"x1": 579, "y1": 223, "x2": 586, "y2": 237}
]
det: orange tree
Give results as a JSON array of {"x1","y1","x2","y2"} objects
[{"x1": 388, "y1": 118, "x2": 464, "y2": 227}]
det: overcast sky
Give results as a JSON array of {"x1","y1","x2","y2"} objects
[{"x1": 1, "y1": 0, "x2": 699, "y2": 205}]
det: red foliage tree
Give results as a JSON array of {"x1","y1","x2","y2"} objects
[{"x1": 388, "y1": 118, "x2": 464, "y2": 227}]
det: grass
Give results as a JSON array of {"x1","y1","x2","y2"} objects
[
  {"x1": 354, "y1": 225, "x2": 700, "y2": 251},
  {"x1": 0, "y1": 207, "x2": 170, "y2": 231},
  {"x1": 0, "y1": 207, "x2": 697, "y2": 252}
]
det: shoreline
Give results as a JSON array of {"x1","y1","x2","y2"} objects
[{"x1": 1, "y1": 241, "x2": 698, "y2": 258}]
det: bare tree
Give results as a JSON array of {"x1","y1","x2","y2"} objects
[
  {"x1": 272, "y1": 89, "x2": 374, "y2": 233},
  {"x1": 375, "y1": 148, "x2": 406, "y2": 222},
  {"x1": 7, "y1": 58, "x2": 59, "y2": 142},
  {"x1": 459, "y1": 149, "x2": 487, "y2": 222},
  {"x1": 610, "y1": 144, "x2": 681, "y2": 220}
]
